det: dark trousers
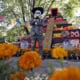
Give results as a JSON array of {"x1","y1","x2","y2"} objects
[{"x1": 31, "y1": 34, "x2": 43, "y2": 55}]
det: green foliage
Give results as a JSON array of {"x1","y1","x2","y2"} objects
[
  {"x1": 0, "y1": 37, "x2": 5, "y2": 43},
  {"x1": 1, "y1": 0, "x2": 55, "y2": 20},
  {"x1": 1, "y1": 0, "x2": 80, "y2": 20},
  {"x1": 0, "y1": 60, "x2": 17, "y2": 80},
  {"x1": 0, "y1": 33, "x2": 2, "y2": 37},
  {"x1": 7, "y1": 26, "x2": 26, "y2": 42},
  {"x1": 0, "y1": 0, "x2": 80, "y2": 35},
  {"x1": 48, "y1": 61, "x2": 55, "y2": 75},
  {"x1": 62, "y1": 0, "x2": 79, "y2": 18}
]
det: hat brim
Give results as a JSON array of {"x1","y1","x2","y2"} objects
[{"x1": 32, "y1": 7, "x2": 44, "y2": 14}]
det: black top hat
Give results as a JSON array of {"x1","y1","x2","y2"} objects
[{"x1": 32, "y1": 7, "x2": 44, "y2": 14}]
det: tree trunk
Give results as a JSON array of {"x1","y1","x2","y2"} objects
[{"x1": 20, "y1": 0, "x2": 29, "y2": 34}]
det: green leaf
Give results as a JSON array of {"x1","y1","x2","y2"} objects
[
  {"x1": 48, "y1": 61, "x2": 55, "y2": 74},
  {"x1": 59, "y1": 58, "x2": 64, "y2": 68}
]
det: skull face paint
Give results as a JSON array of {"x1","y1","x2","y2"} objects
[{"x1": 34, "y1": 10, "x2": 41, "y2": 18}]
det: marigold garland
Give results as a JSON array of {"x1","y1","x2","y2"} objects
[
  {"x1": 48, "y1": 66, "x2": 80, "y2": 80},
  {"x1": 51, "y1": 46, "x2": 68, "y2": 59},
  {"x1": 18, "y1": 51, "x2": 42, "y2": 71},
  {"x1": 0, "y1": 43, "x2": 19, "y2": 59}
]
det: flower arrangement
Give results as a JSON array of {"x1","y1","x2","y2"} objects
[
  {"x1": 0, "y1": 43, "x2": 19, "y2": 59},
  {"x1": 0, "y1": 43, "x2": 19, "y2": 80},
  {"x1": 48, "y1": 66, "x2": 80, "y2": 80},
  {"x1": 51, "y1": 46, "x2": 68, "y2": 59},
  {"x1": 18, "y1": 51, "x2": 42, "y2": 71},
  {"x1": 67, "y1": 48, "x2": 80, "y2": 60},
  {"x1": 0, "y1": 43, "x2": 80, "y2": 80}
]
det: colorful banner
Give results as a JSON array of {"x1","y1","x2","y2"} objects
[
  {"x1": 10, "y1": 19, "x2": 16, "y2": 24},
  {"x1": 53, "y1": 29, "x2": 80, "y2": 38},
  {"x1": 52, "y1": 29, "x2": 80, "y2": 48}
]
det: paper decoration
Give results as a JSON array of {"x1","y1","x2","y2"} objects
[
  {"x1": 70, "y1": 39, "x2": 79, "y2": 48},
  {"x1": 10, "y1": 19, "x2": 16, "y2": 24},
  {"x1": 0, "y1": 16, "x2": 5, "y2": 21},
  {"x1": 53, "y1": 33, "x2": 62, "y2": 38},
  {"x1": 71, "y1": 31, "x2": 80, "y2": 38}
]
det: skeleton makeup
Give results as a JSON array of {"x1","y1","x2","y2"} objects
[{"x1": 34, "y1": 10, "x2": 42, "y2": 18}]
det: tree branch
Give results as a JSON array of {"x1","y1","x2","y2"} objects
[
  {"x1": 38, "y1": 0, "x2": 43, "y2": 6},
  {"x1": 12, "y1": 10, "x2": 17, "y2": 19},
  {"x1": 44, "y1": 0, "x2": 55, "y2": 18},
  {"x1": 33, "y1": 0, "x2": 35, "y2": 8},
  {"x1": 18, "y1": 0, "x2": 29, "y2": 34}
]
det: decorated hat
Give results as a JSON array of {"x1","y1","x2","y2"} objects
[{"x1": 32, "y1": 7, "x2": 44, "y2": 14}]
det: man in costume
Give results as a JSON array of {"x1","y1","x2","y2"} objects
[{"x1": 30, "y1": 7, "x2": 44, "y2": 55}]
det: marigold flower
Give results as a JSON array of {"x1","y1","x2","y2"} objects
[
  {"x1": 10, "y1": 72, "x2": 25, "y2": 80},
  {"x1": 51, "y1": 46, "x2": 68, "y2": 58},
  {"x1": 48, "y1": 66, "x2": 80, "y2": 80},
  {"x1": 18, "y1": 51, "x2": 42, "y2": 70},
  {"x1": 0, "y1": 43, "x2": 19, "y2": 59}
]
